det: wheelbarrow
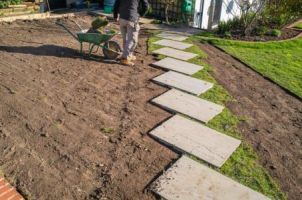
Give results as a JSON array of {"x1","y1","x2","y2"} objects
[{"x1": 56, "y1": 20, "x2": 122, "y2": 60}]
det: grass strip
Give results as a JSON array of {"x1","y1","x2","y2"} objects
[{"x1": 148, "y1": 34, "x2": 286, "y2": 200}]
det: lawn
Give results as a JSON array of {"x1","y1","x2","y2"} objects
[
  {"x1": 193, "y1": 34, "x2": 302, "y2": 98},
  {"x1": 148, "y1": 34, "x2": 286, "y2": 200},
  {"x1": 294, "y1": 22, "x2": 302, "y2": 29}
]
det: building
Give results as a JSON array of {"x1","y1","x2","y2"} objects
[{"x1": 193, "y1": 0, "x2": 241, "y2": 29}]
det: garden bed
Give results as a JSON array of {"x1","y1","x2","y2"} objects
[
  {"x1": 228, "y1": 28, "x2": 301, "y2": 41},
  {"x1": 0, "y1": 15, "x2": 177, "y2": 199}
]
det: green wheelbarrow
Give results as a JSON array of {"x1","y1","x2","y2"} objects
[{"x1": 56, "y1": 20, "x2": 122, "y2": 60}]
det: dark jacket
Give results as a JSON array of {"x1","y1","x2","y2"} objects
[{"x1": 113, "y1": 0, "x2": 149, "y2": 22}]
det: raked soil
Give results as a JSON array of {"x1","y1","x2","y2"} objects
[
  {"x1": 0, "y1": 15, "x2": 177, "y2": 200},
  {"x1": 198, "y1": 42, "x2": 302, "y2": 200}
]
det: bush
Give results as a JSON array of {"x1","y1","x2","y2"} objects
[
  {"x1": 217, "y1": 21, "x2": 231, "y2": 35},
  {"x1": 270, "y1": 29, "x2": 282, "y2": 37},
  {"x1": 263, "y1": 0, "x2": 302, "y2": 28},
  {"x1": 217, "y1": 17, "x2": 243, "y2": 35},
  {"x1": 252, "y1": 26, "x2": 269, "y2": 36},
  {"x1": 0, "y1": 0, "x2": 23, "y2": 9}
]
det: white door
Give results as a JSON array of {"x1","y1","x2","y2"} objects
[{"x1": 193, "y1": 0, "x2": 204, "y2": 28}]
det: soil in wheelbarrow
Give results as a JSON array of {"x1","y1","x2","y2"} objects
[{"x1": 0, "y1": 15, "x2": 177, "y2": 199}]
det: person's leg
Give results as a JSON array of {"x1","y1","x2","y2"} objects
[
  {"x1": 127, "y1": 21, "x2": 140, "y2": 59},
  {"x1": 119, "y1": 19, "x2": 128, "y2": 59}
]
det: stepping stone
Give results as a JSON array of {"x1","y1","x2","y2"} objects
[
  {"x1": 154, "y1": 39, "x2": 193, "y2": 50},
  {"x1": 157, "y1": 32, "x2": 188, "y2": 41},
  {"x1": 151, "y1": 89, "x2": 224, "y2": 123},
  {"x1": 150, "y1": 115, "x2": 241, "y2": 167},
  {"x1": 153, "y1": 47, "x2": 197, "y2": 61},
  {"x1": 152, "y1": 57, "x2": 203, "y2": 75},
  {"x1": 152, "y1": 71, "x2": 213, "y2": 95},
  {"x1": 151, "y1": 156, "x2": 270, "y2": 200}
]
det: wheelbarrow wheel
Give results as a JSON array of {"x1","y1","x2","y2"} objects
[{"x1": 103, "y1": 41, "x2": 122, "y2": 60}]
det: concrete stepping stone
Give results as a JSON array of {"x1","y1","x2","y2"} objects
[
  {"x1": 154, "y1": 39, "x2": 193, "y2": 50},
  {"x1": 152, "y1": 57, "x2": 203, "y2": 75},
  {"x1": 153, "y1": 47, "x2": 197, "y2": 61},
  {"x1": 152, "y1": 71, "x2": 213, "y2": 95},
  {"x1": 149, "y1": 115, "x2": 241, "y2": 167},
  {"x1": 151, "y1": 89, "x2": 224, "y2": 123},
  {"x1": 157, "y1": 32, "x2": 188, "y2": 41},
  {"x1": 151, "y1": 156, "x2": 270, "y2": 200}
]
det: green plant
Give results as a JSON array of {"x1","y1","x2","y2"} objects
[
  {"x1": 270, "y1": 29, "x2": 282, "y2": 37},
  {"x1": 217, "y1": 21, "x2": 232, "y2": 35},
  {"x1": 294, "y1": 22, "x2": 302, "y2": 29},
  {"x1": 100, "y1": 127, "x2": 114, "y2": 134},
  {"x1": 224, "y1": 31, "x2": 232, "y2": 38},
  {"x1": 252, "y1": 26, "x2": 269, "y2": 36},
  {"x1": 263, "y1": 0, "x2": 302, "y2": 28},
  {"x1": 0, "y1": 0, "x2": 22, "y2": 9},
  {"x1": 217, "y1": 17, "x2": 244, "y2": 35}
]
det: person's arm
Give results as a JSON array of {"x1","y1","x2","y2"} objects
[
  {"x1": 113, "y1": 0, "x2": 121, "y2": 20},
  {"x1": 140, "y1": 0, "x2": 149, "y2": 17}
]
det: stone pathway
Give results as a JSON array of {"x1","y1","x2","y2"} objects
[
  {"x1": 152, "y1": 57, "x2": 203, "y2": 75},
  {"x1": 149, "y1": 32, "x2": 271, "y2": 199},
  {"x1": 153, "y1": 47, "x2": 197, "y2": 61},
  {"x1": 157, "y1": 32, "x2": 189, "y2": 41},
  {"x1": 150, "y1": 115, "x2": 241, "y2": 167},
  {"x1": 152, "y1": 89, "x2": 224, "y2": 123},
  {"x1": 154, "y1": 39, "x2": 193, "y2": 50},
  {"x1": 151, "y1": 156, "x2": 270, "y2": 200},
  {"x1": 153, "y1": 71, "x2": 213, "y2": 95},
  {"x1": 0, "y1": 177, "x2": 24, "y2": 200}
]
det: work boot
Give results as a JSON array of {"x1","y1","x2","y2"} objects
[
  {"x1": 129, "y1": 55, "x2": 136, "y2": 61},
  {"x1": 120, "y1": 58, "x2": 135, "y2": 66}
]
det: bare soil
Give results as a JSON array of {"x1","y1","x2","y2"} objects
[
  {"x1": 0, "y1": 15, "x2": 177, "y2": 200},
  {"x1": 198, "y1": 42, "x2": 302, "y2": 200}
]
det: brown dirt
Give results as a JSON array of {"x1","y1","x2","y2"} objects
[
  {"x1": 198, "y1": 42, "x2": 302, "y2": 200},
  {"x1": 0, "y1": 15, "x2": 177, "y2": 199}
]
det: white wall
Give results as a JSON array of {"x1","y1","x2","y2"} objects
[
  {"x1": 201, "y1": 0, "x2": 212, "y2": 29},
  {"x1": 220, "y1": 0, "x2": 241, "y2": 22},
  {"x1": 193, "y1": 0, "x2": 241, "y2": 30}
]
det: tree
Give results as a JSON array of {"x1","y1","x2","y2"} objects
[{"x1": 233, "y1": 0, "x2": 267, "y2": 35}]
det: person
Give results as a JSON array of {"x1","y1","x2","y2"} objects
[{"x1": 113, "y1": 0, "x2": 149, "y2": 66}]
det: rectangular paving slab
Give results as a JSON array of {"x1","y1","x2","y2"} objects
[
  {"x1": 150, "y1": 115, "x2": 241, "y2": 167},
  {"x1": 154, "y1": 39, "x2": 193, "y2": 50},
  {"x1": 152, "y1": 71, "x2": 213, "y2": 95},
  {"x1": 157, "y1": 32, "x2": 188, "y2": 41},
  {"x1": 151, "y1": 89, "x2": 224, "y2": 123},
  {"x1": 153, "y1": 47, "x2": 197, "y2": 61},
  {"x1": 151, "y1": 156, "x2": 270, "y2": 200},
  {"x1": 151, "y1": 57, "x2": 203, "y2": 75}
]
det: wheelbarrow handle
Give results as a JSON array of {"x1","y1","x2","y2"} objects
[{"x1": 56, "y1": 20, "x2": 79, "y2": 41}]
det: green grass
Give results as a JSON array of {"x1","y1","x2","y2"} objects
[
  {"x1": 294, "y1": 22, "x2": 302, "y2": 29},
  {"x1": 148, "y1": 35, "x2": 286, "y2": 200},
  {"x1": 193, "y1": 34, "x2": 302, "y2": 98}
]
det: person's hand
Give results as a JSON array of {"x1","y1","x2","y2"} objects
[{"x1": 114, "y1": 18, "x2": 119, "y2": 24}]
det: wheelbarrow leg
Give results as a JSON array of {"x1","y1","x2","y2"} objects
[
  {"x1": 88, "y1": 44, "x2": 96, "y2": 57},
  {"x1": 80, "y1": 42, "x2": 83, "y2": 55}
]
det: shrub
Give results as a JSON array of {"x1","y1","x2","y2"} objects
[
  {"x1": 224, "y1": 31, "x2": 232, "y2": 38},
  {"x1": 263, "y1": 0, "x2": 302, "y2": 28},
  {"x1": 270, "y1": 29, "x2": 282, "y2": 37},
  {"x1": 252, "y1": 26, "x2": 269, "y2": 36},
  {"x1": 0, "y1": 0, "x2": 23, "y2": 9},
  {"x1": 217, "y1": 21, "x2": 231, "y2": 35},
  {"x1": 217, "y1": 17, "x2": 244, "y2": 35}
]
